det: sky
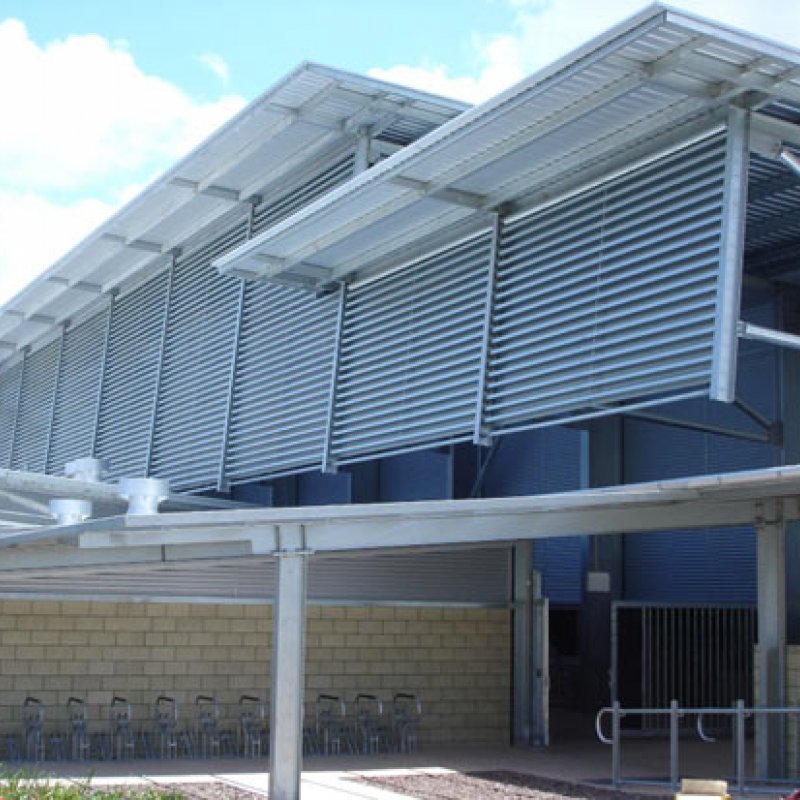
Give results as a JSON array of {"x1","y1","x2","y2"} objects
[{"x1": 1, "y1": 0, "x2": 799, "y2": 307}]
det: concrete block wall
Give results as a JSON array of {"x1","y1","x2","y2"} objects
[
  {"x1": 785, "y1": 646, "x2": 800, "y2": 775},
  {"x1": 0, "y1": 600, "x2": 510, "y2": 747}
]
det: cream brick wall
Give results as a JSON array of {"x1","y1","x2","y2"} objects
[{"x1": 0, "y1": 600, "x2": 510, "y2": 747}]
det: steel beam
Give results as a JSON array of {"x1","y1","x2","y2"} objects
[
  {"x1": 473, "y1": 213, "x2": 500, "y2": 445},
  {"x1": 269, "y1": 524, "x2": 309, "y2": 800},
  {"x1": 321, "y1": 283, "x2": 347, "y2": 473},
  {"x1": 710, "y1": 106, "x2": 750, "y2": 402},
  {"x1": 755, "y1": 500, "x2": 786, "y2": 778},
  {"x1": 217, "y1": 203, "x2": 255, "y2": 492},
  {"x1": 145, "y1": 255, "x2": 177, "y2": 477}
]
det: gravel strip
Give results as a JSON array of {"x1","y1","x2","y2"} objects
[{"x1": 357, "y1": 771, "x2": 672, "y2": 800}]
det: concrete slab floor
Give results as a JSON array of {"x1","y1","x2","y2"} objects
[{"x1": 24, "y1": 736, "x2": 745, "y2": 799}]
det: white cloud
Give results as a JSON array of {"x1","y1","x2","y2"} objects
[
  {"x1": 0, "y1": 189, "x2": 115, "y2": 301},
  {"x1": 199, "y1": 52, "x2": 230, "y2": 84},
  {"x1": 0, "y1": 18, "x2": 246, "y2": 306},
  {"x1": 370, "y1": 0, "x2": 800, "y2": 103}
]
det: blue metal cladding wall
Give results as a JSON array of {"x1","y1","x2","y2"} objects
[
  {"x1": 623, "y1": 294, "x2": 779, "y2": 603},
  {"x1": 297, "y1": 470, "x2": 351, "y2": 505},
  {"x1": 482, "y1": 426, "x2": 586, "y2": 604},
  {"x1": 378, "y1": 449, "x2": 451, "y2": 502}
]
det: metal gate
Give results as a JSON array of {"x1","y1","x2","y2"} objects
[{"x1": 612, "y1": 603, "x2": 755, "y2": 731}]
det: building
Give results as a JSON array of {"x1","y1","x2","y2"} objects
[{"x1": 1, "y1": 5, "x2": 800, "y2": 797}]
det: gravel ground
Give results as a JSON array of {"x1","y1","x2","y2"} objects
[
  {"x1": 114, "y1": 780, "x2": 266, "y2": 799},
  {"x1": 357, "y1": 771, "x2": 671, "y2": 800}
]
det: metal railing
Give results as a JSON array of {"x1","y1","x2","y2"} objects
[{"x1": 596, "y1": 699, "x2": 800, "y2": 792}]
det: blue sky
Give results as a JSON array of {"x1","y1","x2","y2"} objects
[
  {"x1": 1, "y1": 0, "x2": 799, "y2": 305},
  {"x1": 12, "y1": 0, "x2": 514, "y2": 102}
]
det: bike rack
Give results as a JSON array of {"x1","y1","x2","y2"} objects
[
  {"x1": 354, "y1": 694, "x2": 386, "y2": 755},
  {"x1": 67, "y1": 697, "x2": 90, "y2": 761},
  {"x1": 154, "y1": 695, "x2": 178, "y2": 760},
  {"x1": 109, "y1": 695, "x2": 135, "y2": 760},
  {"x1": 22, "y1": 696, "x2": 45, "y2": 761},
  {"x1": 392, "y1": 693, "x2": 422, "y2": 754},
  {"x1": 239, "y1": 694, "x2": 267, "y2": 758},
  {"x1": 596, "y1": 699, "x2": 800, "y2": 792}
]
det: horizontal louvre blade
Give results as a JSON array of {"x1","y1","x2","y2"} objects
[
  {"x1": 10, "y1": 338, "x2": 61, "y2": 473},
  {"x1": 225, "y1": 283, "x2": 338, "y2": 481},
  {"x1": 47, "y1": 308, "x2": 110, "y2": 474},
  {"x1": 332, "y1": 231, "x2": 491, "y2": 460},
  {"x1": 486, "y1": 133, "x2": 726, "y2": 431},
  {"x1": 149, "y1": 222, "x2": 248, "y2": 491},
  {"x1": 95, "y1": 273, "x2": 169, "y2": 480},
  {"x1": 0, "y1": 361, "x2": 23, "y2": 468}
]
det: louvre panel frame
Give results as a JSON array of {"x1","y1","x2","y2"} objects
[
  {"x1": 149, "y1": 221, "x2": 249, "y2": 491},
  {"x1": 46, "y1": 306, "x2": 111, "y2": 474},
  {"x1": 95, "y1": 273, "x2": 170, "y2": 481},
  {"x1": 225, "y1": 283, "x2": 339, "y2": 483},
  {"x1": 485, "y1": 131, "x2": 728, "y2": 433},
  {"x1": 10, "y1": 337, "x2": 62, "y2": 473},
  {"x1": 331, "y1": 231, "x2": 492, "y2": 463}
]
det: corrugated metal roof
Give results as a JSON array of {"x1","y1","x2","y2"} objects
[
  {"x1": 0, "y1": 64, "x2": 467, "y2": 363},
  {"x1": 215, "y1": 4, "x2": 800, "y2": 291}
]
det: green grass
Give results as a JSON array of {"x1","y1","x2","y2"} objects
[{"x1": 0, "y1": 768, "x2": 185, "y2": 799}]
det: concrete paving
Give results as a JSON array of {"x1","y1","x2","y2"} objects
[{"x1": 34, "y1": 733, "x2": 743, "y2": 798}]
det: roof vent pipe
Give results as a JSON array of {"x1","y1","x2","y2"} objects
[
  {"x1": 779, "y1": 148, "x2": 800, "y2": 178},
  {"x1": 49, "y1": 498, "x2": 92, "y2": 526},
  {"x1": 119, "y1": 478, "x2": 170, "y2": 516},
  {"x1": 64, "y1": 457, "x2": 106, "y2": 483}
]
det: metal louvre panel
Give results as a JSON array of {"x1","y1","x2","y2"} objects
[
  {"x1": 47, "y1": 308, "x2": 110, "y2": 475},
  {"x1": 225, "y1": 283, "x2": 338, "y2": 481},
  {"x1": 332, "y1": 232, "x2": 491, "y2": 461},
  {"x1": 10, "y1": 338, "x2": 61, "y2": 473},
  {"x1": 486, "y1": 133, "x2": 726, "y2": 430},
  {"x1": 250, "y1": 152, "x2": 356, "y2": 236},
  {"x1": 309, "y1": 548, "x2": 511, "y2": 604},
  {"x1": 149, "y1": 223, "x2": 248, "y2": 490},
  {"x1": 0, "y1": 362, "x2": 23, "y2": 468},
  {"x1": 96, "y1": 273, "x2": 169, "y2": 480}
]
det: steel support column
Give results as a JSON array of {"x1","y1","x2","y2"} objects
[
  {"x1": 269, "y1": 524, "x2": 309, "y2": 800},
  {"x1": 710, "y1": 106, "x2": 750, "y2": 402},
  {"x1": 582, "y1": 417, "x2": 624, "y2": 710},
  {"x1": 321, "y1": 282, "x2": 347, "y2": 473},
  {"x1": 756, "y1": 500, "x2": 786, "y2": 778},
  {"x1": 43, "y1": 324, "x2": 67, "y2": 473},
  {"x1": 512, "y1": 542, "x2": 535, "y2": 745}
]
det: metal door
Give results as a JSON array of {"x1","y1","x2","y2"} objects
[{"x1": 531, "y1": 594, "x2": 550, "y2": 746}]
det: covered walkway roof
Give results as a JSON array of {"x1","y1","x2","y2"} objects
[
  {"x1": 0, "y1": 464, "x2": 796, "y2": 595},
  {"x1": 215, "y1": 3, "x2": 800, "y2": 291}
]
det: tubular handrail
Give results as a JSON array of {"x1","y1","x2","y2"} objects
[{"x1": 596, "y1": 699, "x2": 800, "y2": 792}]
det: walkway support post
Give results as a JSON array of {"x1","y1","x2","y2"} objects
[
  {"x1": 269, "y1": 523, "x2": 310, "y2": 800},
  {"x1": 512, "y1": 542, "x2": 534, "y2": 745},
  {"x1": 756, "y1": 499, "x2": 786, "y2": 778}
]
